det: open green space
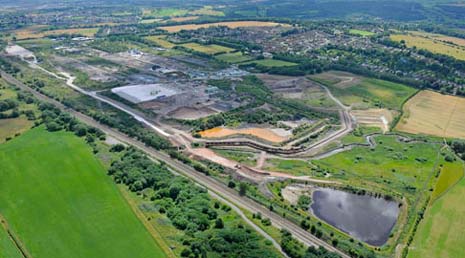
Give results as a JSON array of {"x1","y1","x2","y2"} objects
[
  {"x1": 313, "y1": 135, "x2": 447, "y2": 195},
  {"x1": 311, "y1": 73, "x2": 417, "y2": 110},
  {"x1": 0, "y1": 127, "x2": 166, "y2": 258},
  {"x1": 431, "y1": 161, "x2": 464, "y2": 201},
  {"x1": 408, "y1": 174, "x2": 465, "y2": 258},
  {"x1": 215, "y1": 51, "x2": 254, "y2": 63},
  {"x1": 143, "y1": 8, "x2": 189, "y2": 17},
  {"x1": 213, "y1": 149, "x2": 257, "y2": 167},
  {"x1": 245, "y1": 59, "x2": 298, "y2": 67},
  {"x1": 349, "y1": 29, "x2": 375, "y2": 36},
  {"x1": 0, "y1": 226, "x2": 22, "y2": 258},
  {"x1": 180, "y1": 42, "x2": 234, "y2": 55},
  {"x1": 265, "y1": 159, "x2": 313, "y2": 176}
]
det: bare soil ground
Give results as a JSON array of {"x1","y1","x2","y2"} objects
[
  {"x1": 167, "y1": 106, "x2": 218, "y2": 120},
  {"x1": 396, "y1": 90, "x2": 465, "y2": 139},
  {"x1": 351, "y1": 108, "x2": 396, "y2": 132}
]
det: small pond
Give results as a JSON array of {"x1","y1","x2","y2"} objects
[{"x1": 310, "y1": 188, "x2": 400, "y2": 246}]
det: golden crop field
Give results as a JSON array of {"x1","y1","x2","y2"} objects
[
  {"x1": 145, "y1": 35, "x2": 176, "y2": 48},
  {"x1": 396, "y1": 90, "x2": 465, "y2": 139},
  {"x1": 409, "y1": 31, "x2": 465, "y2": 47},
  {"x1": 160, "y1": 21, "x2": 289, "y2": 33},
  {"x1": 390, "y1": 33, "x2": 465, "y2": 61},
  {"x1": 15, "y1": 27, "x2": 98, "y2": 40}
]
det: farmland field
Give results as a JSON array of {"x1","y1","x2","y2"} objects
[
  {"x1": 349, "y1": 29, "x2": 375, "y2": 36},
  {"x1": 431, "y1": 161, "x2": 464, "y2": 201},
  {"x1": 396, "y1": 90, "x2": 465, "y2": 139},
  {"x1": 169, "y1": 16, "x2": 199, "y2": 22},
  {"x1": 14, "y1": 27, "x2": 98, "y2": 40},
  {"x1": 310, "y1": 71, "x2": 416, "y2": 110},
  {"x1": 190, "y1": 6, "x2": 225, "y2": 16},
  {"x1": 145, "y1": 35, "x2": 176, "y2": 48},
  {"x1": 0, "y1": 224, "x2": 22, "y2": 258},
  {"x1": 408, "y1": 174, "x2": 465, "y2": 258},
  {"x1": 0, "y1": 127, "x2": 166, "y2": 258},
  {"x1": 0, "y1": 117, "x2": 33, "y2": 143},
  {"x1": 390, "y1": 33, "x2": 465, "y2": 61},
  {"x1": 180, "y1": 42, "x2": 234, "y2": 54},
  {"x1": 245, "y1": 59, "x2": 298, "y2": 67},
  {"x1": 215, "y1": 52, "x2": 253, "y2": 63},
  {"x1": 159, "y1": 21, "x2": 289, "y2": 33},
  {"x1": 143, "y1": 8, "x2": 188, "y2": 17}
]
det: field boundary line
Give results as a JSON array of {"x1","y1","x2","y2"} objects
[
  {"x1": 442, "y1": 96, "x2": 459, "y2": 138},
  {"x1": 116, "y1": 186, "x2": 176, "y2": 258},
  {"x1": 430, "y1": 153, "x2": 465, "y2": 204},
  {"x1": 391, "y1": 89, "x2": 421, "y2": 131},
  {"x1": 0, "y1": 213, "x2": 33, "y2": 258}
]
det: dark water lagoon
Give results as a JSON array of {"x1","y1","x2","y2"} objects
[{"x1": 310, "y1": 188, "x2": 400, "y2": 246}]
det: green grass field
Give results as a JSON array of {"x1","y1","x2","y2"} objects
[
  {"x1": 0, "y1": 127, "x2": 166, "y2": 258},
  {"x1": 349, "y1": 29, "x2": 375, "y2": 36},
  {"x1": 313, "y1": 135, "x2": 444, "y2": 195},
  {"x1": 431, "y1": 161, "x2": 464, "y2": 201},
  {"x1": 213, "y1": 149, "x2": 257, "y2": 167},
  {"x1": 265, "y1": 159, "x2": 313, "y2": 176},
  {"x1": 215, "y1": 52, "x2": 253, "y2": 63},
  {"x1": 145, "y1": 35, "x2": 176, "y2": 48},
  {"x1": 311, "y1": 73, "x2": 416, "y2": 110},
  {"x1": 0, "y1": 227, "x2": 22, "y2": 258},
  {"x1": 245, "y1": 59, "x2": 298, "y2": 67},
  {"x1": 181, "y1": 42, "x2": 234, "y2": 54},
  {"x1": 144, "y1": 8, "x2": 188, "y2": 17},
  {"x1": 408, "y1": 175, "x2": 465, "y2": 258}
]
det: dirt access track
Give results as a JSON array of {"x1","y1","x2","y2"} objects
[{"x1": 396, "y1": 90, "x2": 465, "y2": 139}]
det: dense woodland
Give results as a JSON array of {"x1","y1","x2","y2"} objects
[{"x1": 109, "y1": 148, "x2": 282, "y2": 258}]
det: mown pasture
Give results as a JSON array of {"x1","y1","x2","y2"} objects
[
  {"x1": 431, "y1": 161, "x2": 464, "y2": 201},
  {"x1": 0, "y1": 224, "x2": 23, "y2": 258},
  {"x1": 408, "y1": 171, "x2": 465, "y2": 258},
  {"x1": 145, "y1": 35, "x2": 176, "y2": 49},
  {"x1": 396, "y1": 90, "x2": 465, "y2": 139},
  {"x1": 349, "y1": 29, "x2": 375, "y2": 36},
  {"x1": 180, "y1": 42, "x2": 234, "y2": 54},
  {"x1": 310, "y1": 71, "x2": 416, "y2": 110},
  {"x1": 244, "y1": 59, "x2": 298, "y2": 67},
  {"x1": 215, "y1": 52, "x2": 254, "y2": 63},
  {"x1": 0, "y1": 128, "x2": 167, "y2": 258}
]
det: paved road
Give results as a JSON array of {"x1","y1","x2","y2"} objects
[{"x1": 1, "y1": 71, "x2": 350, "y2": 258}]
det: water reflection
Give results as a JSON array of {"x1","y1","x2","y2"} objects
[{"x1": 310, "y1": 188, "x2": 399, "y2": 246}]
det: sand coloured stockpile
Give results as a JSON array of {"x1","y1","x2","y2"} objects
[{"x1": 199, "y1": 127, "x2": 287, "y2": 143}]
